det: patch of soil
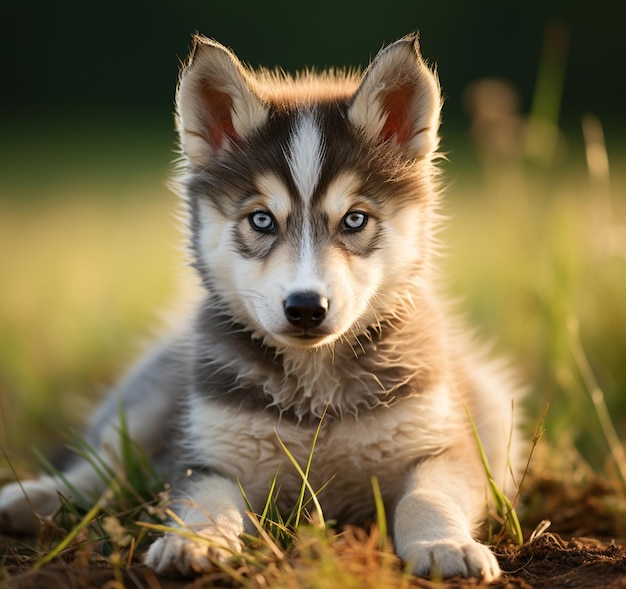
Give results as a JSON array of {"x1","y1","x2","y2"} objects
[
  {"x1": 3, "y1": 533, "x2": 626, "y2": 589},
  {"x1": 494, "y1": 534, "x2": 626, "y2": 589}
]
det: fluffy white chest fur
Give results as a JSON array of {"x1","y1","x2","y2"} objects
[
  {"x1": 185, "y1": 387, "x2": 455, "y2": 520},
  {"x1": 0, "y1": 33, "x2": 524, "y2": 583}
]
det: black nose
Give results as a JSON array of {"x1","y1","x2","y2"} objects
[{"x1": 283, "y1": 292, "x2": 329, "y2": 329}]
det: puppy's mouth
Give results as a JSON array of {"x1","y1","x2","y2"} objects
[{"x1": 276, "y1": 328, "x2": 336, "y2": 347}]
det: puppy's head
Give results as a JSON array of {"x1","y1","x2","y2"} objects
[{"x1": 176, "y1": 34, "x2": 442, "y2": 349}]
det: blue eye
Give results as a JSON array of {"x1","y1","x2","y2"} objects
[
  {"x1": 342, "y1": 211, "x2": 368, "y2": 232},
  {"x1": 249, "y1": 210, "x2": 276, "y2": 232}
]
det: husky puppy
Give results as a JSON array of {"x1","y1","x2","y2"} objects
[{"x1": 0, "y1": 34, "x2": 523, "y2": 581}]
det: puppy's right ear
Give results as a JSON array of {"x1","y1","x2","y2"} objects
[{"x1": 176, "y1": 36, "x2": 269, "y2": 166}]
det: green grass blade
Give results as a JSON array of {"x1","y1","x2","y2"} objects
[
  {"x1": 465, "y1": 405, "x2": 523, "y2": 546},
  {"x1": 31, "y1": 448, "x2": 89, "y2": 508},
  {"x1": 275, "y1": 433, "x2": 324, "y2": 529},
  {"x1": 370, "y1": 476, "x2": 388, "y2": 550},
  {"x1": 237, "y1": 478, "x2": 255, "y2": 514},
  {"x1": 34, "y1": 489, "x2": 110, "y2": 569},
  {"x1": 569, "y1": 316, "x2": 626, "y2": 489},
  {"x1": 65, "y1": 431, "x2": 116, "y2": 484},
  {"x1": 275, "y1": 438, "x2": 323, "y2": 528},
  {"x1": 277, "y1": 406, "x2": 327, "y2": 531}
]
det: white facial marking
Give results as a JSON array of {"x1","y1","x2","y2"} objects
[
  {"x1": 287, "y1": 113, "x2": 324, "y2": 203},
  {"x1": 293, "y1": 216, "x2": 318, "y2": 290}
]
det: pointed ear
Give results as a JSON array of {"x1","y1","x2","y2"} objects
[
  {"x1": 176, "y1": 36, "x2": 269, "y2": 166},
  {"x1": 348, "y1": 34, "x2": 441, "y2": 158}
]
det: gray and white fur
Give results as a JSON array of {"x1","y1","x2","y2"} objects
[{"x1": 0, "y1": 33, "x2": 524, "y2": 581}]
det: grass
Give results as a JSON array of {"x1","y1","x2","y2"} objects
[
  {"x1": 465, "y1": 404, "x2": 524, "y2": 546},
  {"x1": 0, "y1": 96, "x2": 625, "y2": 585},
  {"x1": 0, "y1": 184, "x2": 183, "y2": 460}
]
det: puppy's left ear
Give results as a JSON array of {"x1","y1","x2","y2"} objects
[
  {"x1": 176, "y1": 36, "x2": 269, "y2": 167},
  {"x1": 348, "y1": 33, "x2": 441, "y2": 158}
]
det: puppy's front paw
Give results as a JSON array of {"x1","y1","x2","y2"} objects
[
  {"x1": 399, "y1": 538, "x2": 500, "y2": 582},
  {"x1": 0, "y1": 478, "x2": 62, "y2": 534},
  {"x1": 145, "y1": 527, "x2": 243, "y2": 577}
]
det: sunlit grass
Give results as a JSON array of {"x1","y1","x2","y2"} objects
[
  {"x1": 442, "y1": 144, "x2": 626, "y2": 475},
  {"x1": 0, "y1": 187, "x2": 184, "y2": 464}
]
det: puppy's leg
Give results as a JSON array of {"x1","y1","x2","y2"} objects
[
  {"x1": 0, "y1": 461, "x2": 104, "y2": 534},
  {"x1": 394, "y1": 449, "x2": 500, "y2": 581},
  {"x1": 145, "y1": 474, "x2": 247, "y2": 576},
  {"x1": 0, "y1": 332, "x2": 188, "y2": 533}
]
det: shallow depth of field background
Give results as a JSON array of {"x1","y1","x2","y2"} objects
[{"x1": 0, "y1": 0, "x2": 624, "y2": 483}]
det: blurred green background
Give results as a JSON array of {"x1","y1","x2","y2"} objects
[{"x1": 1, "y1": 0, "x2": 625, "y2": 482}]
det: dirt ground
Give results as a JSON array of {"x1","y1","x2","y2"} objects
[
  {"x1": 2, "y1": 477, "x2": 626, "y2": 589},
  {"x1": 3, "y1": 533, "x2": 626, "y2": 589}
]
